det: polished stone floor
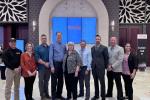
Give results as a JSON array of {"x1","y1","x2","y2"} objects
[{"x1": 0, "y1": 68, "x2": 150, "y2": 100}]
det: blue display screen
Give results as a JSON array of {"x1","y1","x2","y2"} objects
[
  {"x1": 52, "y1": 17, "x2": 67, "y2": 44},
  {"x1": 52, "y1": 17, "x2": 96, "y2": 44},
  {"x1": 16, "y1": 40, "x2": 24, "y2": 52},
  {"x1": 82, "y1": 17, "x2": 96, "y2": 44},
  {"x1": 68, "y1": 17, "x2": 82, "y2": 43}
]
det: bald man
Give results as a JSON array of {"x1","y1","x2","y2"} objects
[{"x1": 106, "y1": 36, "x2": 124, "y2": 100}]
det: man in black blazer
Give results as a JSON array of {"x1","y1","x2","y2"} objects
[{"x1": 91, "y1": 35, "x2": 109, "y2": 100}]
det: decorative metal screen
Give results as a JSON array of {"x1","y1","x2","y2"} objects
[
  {"x1": 119, "y1": 0, "x2": 150, "y2": 23},
  {"x1": 119, "y1": 0, "x2": 145, "y2": 23},
  {"x1": 146, "y1": 0, "x2": 150, "y2": 23},
  {"x1": 0, "y1": 0, "x2": 27, "y2": 22}
]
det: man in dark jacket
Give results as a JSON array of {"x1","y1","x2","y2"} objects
[
  {"x1": 91, "y1": 35, "x2": 109, "y2": 100},
  {"x1": 0, "y1": 45, "x2": 6, "y2": 80},
  {"x1": 3, "y1": 38, "x2": 22, "y2": 100}
]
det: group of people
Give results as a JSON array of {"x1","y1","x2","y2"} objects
[{"x1": 1, "y1": 32, "x2": 138, "y2": 100}]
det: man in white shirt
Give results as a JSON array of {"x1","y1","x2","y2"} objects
[{"x1": 77, "y1": 40, "x2": 91, "y2": 100}]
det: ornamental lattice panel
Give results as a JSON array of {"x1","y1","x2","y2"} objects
[
  {"x1": 119, "y1": 0, "x2": 145, "y2": 23},
  {"x1": 0, "y1": 0, "x2": 27, "y2": 22},
  {"x1": 146, "y1": 0, "x2": 150, "y2": 23}
]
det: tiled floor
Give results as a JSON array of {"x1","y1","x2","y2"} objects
[{"x1": 0, "y1": 68, "x2": 150, "y2": 100}]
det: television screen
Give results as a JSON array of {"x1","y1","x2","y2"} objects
[
  {"x1": 16, "y1": 40, "x2": 24, "y2": 52},
  {"x1": 52, "y1": 17, "x2": 96, "y2": 44}
]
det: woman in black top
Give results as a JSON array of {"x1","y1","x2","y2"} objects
[{"x1": 122, "y1": 43, "x2": 138, "y2": 100}]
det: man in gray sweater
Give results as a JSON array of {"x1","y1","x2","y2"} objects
[{"x1": 106, "y1": 36, "x2": 124, "y2": 100}]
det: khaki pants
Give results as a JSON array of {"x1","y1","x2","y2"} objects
[{"x1": 5, "y1": 68, "x2": 21, "y2": 100}]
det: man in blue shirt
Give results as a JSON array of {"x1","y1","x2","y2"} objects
[
  {"x1": 77, "y1": 40, "x2": 91, "y2": 100},
  {"x1": 35, "y1": 34, "x2": 51, "y2": 100},
  {"x1": 49, "y1": 32, "x2": 66, "y2": 100}
]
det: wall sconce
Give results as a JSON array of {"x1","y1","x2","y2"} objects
[
  {"x1": 111, "y1": 20, "x2": 115, "y2": 31},
  {"x1": 32, "y1": 20, "x2": 37, "y2": 32}
]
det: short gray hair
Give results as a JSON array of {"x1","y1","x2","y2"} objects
[{"x1": 67, "y1": 41, "x2": 74, "y2": 46}]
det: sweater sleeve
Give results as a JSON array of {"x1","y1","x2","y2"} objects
[{"x1": 20, "y1": 54, "x2": 29, "y2": 74}]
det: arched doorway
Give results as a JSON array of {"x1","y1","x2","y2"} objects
[{"x1": 39, "y1": 0, "x2": 109, "y2": 45}]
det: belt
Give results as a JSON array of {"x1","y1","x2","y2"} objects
[{"x1": 53, "y1": 61, "x2": 63, "y2": 63}]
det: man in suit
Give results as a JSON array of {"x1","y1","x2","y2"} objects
[
  {"x1": 106, "y1": 36, "x2": 124, "y2": 100},
  {"x1": 91, "y1": 35, "x2": 109, "y2": 100}
]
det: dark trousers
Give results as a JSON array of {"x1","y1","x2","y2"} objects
[
  {"x1": 122, "y1": 74, "x2": 133, "y2": 100},
  {"x1": 38, "y1": 69, "x2": 51, "y2": 97},
  {"x1": 0, "y1": 66, "x2": 6, "y2": 80},
  {"x1": 78, "y1": 66, "x2": 90, "y2": 98},
  {"x1": 92, "y1": 68, "x2": 105, "y2": 98},
  {"x1": 24, "y1": 76, "x2": 36, "y2": 100},
  {"x1": 106, "y1": 71, "x2": 123, "y2": 100},
  {"x1": 65, "y1": 73, "x2": 78, "y2": 99},
  {"x1": 51, "y1": 62, "x2": 63, "y2": 99}
]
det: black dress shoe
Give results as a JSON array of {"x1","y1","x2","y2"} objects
[
  {"x1": 105, "y1": 94, "x2": 112, "y2": 97},
  {"x1": 85, "y1": 97, "x2": 90, "y2": 100},
  {"x1": 31, "y1": 98, "x2": 35, "y2": 100},
  {"x1": 91, "y1": 96, "x2": 99, "y2": 100},
  {"x1": 123, "y1": 96, "x2": 128, "y2": 99},
  {"x1": 78, "y1": 94, "x2": 84, "y2": 97},
  {"x1": 117, "y1": 97, "x2": 125, "y2": 100},
  {"x1": 45, "y1": 94, "x2": 51, "y2": 99},
  {"x1": 66, "y1": 97, "x2": 71, "y2": 100},
  {"x1": 40, "y1": 96, "x2": 45, "y2": 100},
  {"x1": 57, "y1": 96, "x2": 66, "y2": 100}
]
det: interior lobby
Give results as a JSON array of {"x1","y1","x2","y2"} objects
[{"x1": 0, "y1": 0, "x2": 150, "y2": 100}]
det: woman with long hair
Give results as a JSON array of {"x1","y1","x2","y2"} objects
[
  {"x1": 21, "y1": 42, "x2": 37, "y2": 100},
  {"x1": 122, "y1": 43, "x2": 138, "y2": 100}
]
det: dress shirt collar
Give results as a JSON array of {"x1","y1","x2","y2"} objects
[
  {"x1": 95, "y1": 44, "x2": 101, "y2": 48},
  {"x1": 56, "y1": 41, "x2": 62, "y2": 45},
  {"x1": 111, "y1": 44, "x2": 117, "y2": 50},
  {"x1": 41, "y1": 43, "x2": 48, "y2": 47},
  {"x1": 81, "y1": 48, "x2": 86, "y2": 51}
]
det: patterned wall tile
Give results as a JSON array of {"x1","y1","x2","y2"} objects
[
  {"x1": 0, "y1": 0, "x2": 27, "y2": 22},
  {"x1": 146, "y1": 0, "x2": 150, "y2": 23},
  {"x1": 119, "y1": 0, "x2": 145, "y2": 23}
]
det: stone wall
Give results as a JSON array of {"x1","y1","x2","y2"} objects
[
  {"x1": 102, "y1": 0, "x2": 119, "y2": 37},
  {"x1": 28, "y1": 0, "x2": 45, "y2": 46}
]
